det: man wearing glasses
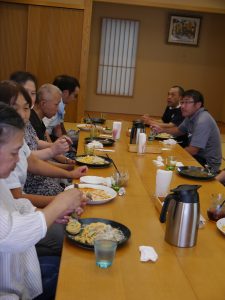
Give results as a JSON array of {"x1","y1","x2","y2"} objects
[{"x1": 152, "y1": 89, "x2": 222, "y2": 173}]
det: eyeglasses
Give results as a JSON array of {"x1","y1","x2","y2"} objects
[{"x1": 180, "y1": 100, "x2": 195, "y2": 105}]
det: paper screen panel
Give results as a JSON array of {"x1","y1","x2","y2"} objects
[{"x1": 97, "y1": 18, "x2": 139, "y2": 96}]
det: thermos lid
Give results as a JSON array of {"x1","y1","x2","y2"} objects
[
  {"x1": 132, "y1": 119, "x2": 145, "y2": 128},
  {"x1": 171, "y1": 184, "x2": 201, "y2": 203}
]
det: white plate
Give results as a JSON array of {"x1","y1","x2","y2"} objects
[
  {"x1": 77, "y1": 124, "x2": 103, "y2": 132},
  {"x1": 76, "y1": 124, "x2": 93, "y2": 131},
  {"x1": 216, "y1": 218, "x2": 225, "y2": 235},
  {"x1": 80, "y1": 176, "x2": 105, "y2": 185},
  {"x1": 65, "y1": 184, "x2": 117, "y2": 205}
]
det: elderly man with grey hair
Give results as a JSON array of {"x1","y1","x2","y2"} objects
[{"x1": 30, "y1": 83, "x2": 62, "y2": 142}]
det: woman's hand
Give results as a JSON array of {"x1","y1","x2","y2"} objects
[
  {"x1": 54, "y1": 191, "x2": 87, "y2": 223},
  {"x1": 69, "y1": 166, "x2": 88, "y2": 179},
  {"x1": 42, "y1": 188, "x2": 87, "y2": 227},
  {"x1": 55, "y1": 209, "x2": 74, "y2": 224}
]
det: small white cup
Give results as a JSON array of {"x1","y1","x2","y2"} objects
[
  {"x1": 137, "y1": 133, "x2": 146, "y2": 155},
  {"x1": 112, "y1": 122, "x2": 122, "y2": 140}
]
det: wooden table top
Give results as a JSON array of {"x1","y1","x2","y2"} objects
[{"x1": 56, "y1": 121, "x2": 225, "y2": 300}]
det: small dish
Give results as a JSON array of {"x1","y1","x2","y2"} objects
[
  {"x1": 177, "y1": 166, "x2": 215, "y2": 180},
  {"x1": 83, "y1": 118, "x2": 106, "y2": 124},
  {"x1": 76, "y1": 124, "x2": 93, "y2": 131},
  {"x1": 65, "y1": 184, "x2": 117, "y2": 205},
  {"x1": 155, "y1": 133, "x2": 174, "y2": 140},
  {"x1": 216, "y1": 218, "x2": 225, "y2": 235},
  {"x1": 84, "y1": 137, "x2": 115, "y2": 147},
  {"x1": 75, "y1": 155, "x2": 112, "y2": 168}
]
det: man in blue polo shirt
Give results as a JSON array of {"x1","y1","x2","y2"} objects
[{"x1": 152, "y1": 89, "x2": 222, "y2": 172}]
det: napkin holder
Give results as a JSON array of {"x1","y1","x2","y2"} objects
[
  {"x1": 153, "y1": 196, "x2": 165, "y2": 213},
  {"x1": 128, "y1": 144, "x2": 162, "y2": 154}
]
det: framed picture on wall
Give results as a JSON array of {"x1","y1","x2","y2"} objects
[{"x1": 167, "y1": 15, "x2": 201, "y2": 46}]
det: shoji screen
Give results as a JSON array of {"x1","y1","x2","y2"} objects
[{"x1": 97, "y1": 18, "x2": 139, "y2": 96}]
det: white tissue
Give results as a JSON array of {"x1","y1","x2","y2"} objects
[
  {"x1": 104, "y1": 177, "x2": 112, "y2": 187},
  {"x1": 87, "y1": 141, "x2": 103, "y2": 148},
  {"x1": 162, "y1": 139, "x2": 177, "y2": 145},
  {"x1": 157, "y1": 156, "x2": 163, "y2": 161},
  {"x1": 153, "y1": 160, "x2": 165, "y2": 167},
  {"x1": 155, "y1": 169, "x2": 173, "y2": 197},
  {"x1": 112, "y1": 121, "x2": 122, "y2": 140},
  {"x1": 175, "y1": 162, "x2": 184, "y2": 167},
  {"x1": 139, "y1": 246, "x2": 158, "y2": 262},
  {"x1": 153, "y1": 155, "x2": 165, "y2": 167},
  {"x1": 138, "y1": 133, "x2": 146, "y2": 154}
]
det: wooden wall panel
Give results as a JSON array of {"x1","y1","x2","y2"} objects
[
  {"x1": 77, "y1": 0, "x2": 92, "y2": 122},
  {"x1": 0, "y1": 3, "x2": 27, "y2": 80},
  {"x1": 26, "y1": 5, "x2": 84, "y2": 122},
  {"x1": 0, "y1": 0, "x2": 85, "y2": 9}
]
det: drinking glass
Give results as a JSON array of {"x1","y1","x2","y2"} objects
[
  {"x1": 90, "y1": 126, "x2": 99, "y2": 139},
  {"x1": 84, "y1": 144, "x2": 94, "y2": 155},
  {"x1": 94, "y1": 239, "x2": 117, "y2": 268},
  {"x1": 148, "y1": 128, "x2": 157, "y2": 141},
  {"x1": 112, "y1": 170, "x2": 129, "y2": 190},
  {"x1": 207, "y1": 193, "x2": 225, "y2": 221},
  {"x1": 165, "y1": 156, "x2": 177, "y2": 171}
]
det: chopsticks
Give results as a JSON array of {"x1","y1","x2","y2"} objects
[{"x1": 106, "y1": 153, "x2": 121, "y2": 175}]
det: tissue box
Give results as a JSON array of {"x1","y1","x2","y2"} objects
[
  {"x1": 128, "y1": 144, "x2": 162, "y2": 154},
  {"x1": 153, "y1": 196, "x2": 165, "y2": 213}
]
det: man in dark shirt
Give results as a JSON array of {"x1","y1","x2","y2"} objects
[
  {"x1": 142, "y1": 85, "x2": 184, "y2": 127},
  {"x1": 142, "y1": 85, "x2": 188, "y2": 146}
]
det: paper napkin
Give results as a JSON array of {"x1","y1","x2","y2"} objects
[
  {"x1": 155, "y1": 169, "x2": 173, "y2": 197},
  {"x1": 139, "y1": 246, "x2": 158, "y2": 262}
]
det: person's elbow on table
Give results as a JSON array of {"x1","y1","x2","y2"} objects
[{"x1": 185, "y1": 145, "x2": 200, "y2": 156}]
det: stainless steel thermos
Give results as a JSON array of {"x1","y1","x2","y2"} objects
[
  {"x1": 130, "y1": 120, "x2": 145, "y2": 144},
  {"x1": 160, "y1": 184, "x2": 201, "y2": 248}
]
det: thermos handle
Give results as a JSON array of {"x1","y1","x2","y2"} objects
[
  {"x1": 159, "y1": 194, "x2": 174, "y2": 223},
  {"x1": 130, "y1": 128, "x2": 134, "y2": 144}
]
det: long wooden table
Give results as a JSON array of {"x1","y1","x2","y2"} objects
[{"x1": 56, "y1": 121, "x2": 225, "y2": 300}]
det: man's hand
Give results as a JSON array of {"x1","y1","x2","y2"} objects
[
  {"x1": 51, "y1": 136, "x2": 71, "y2": 156},
  {"x1": 141, "y1": 114, "x2": 154, "y2": 126},
  {"x1": 151, "y1": 124, "x2": 164, "y2": 133}
]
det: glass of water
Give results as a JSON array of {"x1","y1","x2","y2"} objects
[
  {"x1": 165, "y1": 156, "x2": 177, "y2": 171},
  {"x1": 94, "y1": 239, "x2": 117, "y2": 268}
]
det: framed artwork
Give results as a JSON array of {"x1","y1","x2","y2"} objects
[{"x1": 167, "y1": 15, "x2": 201, "y2": 46}]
